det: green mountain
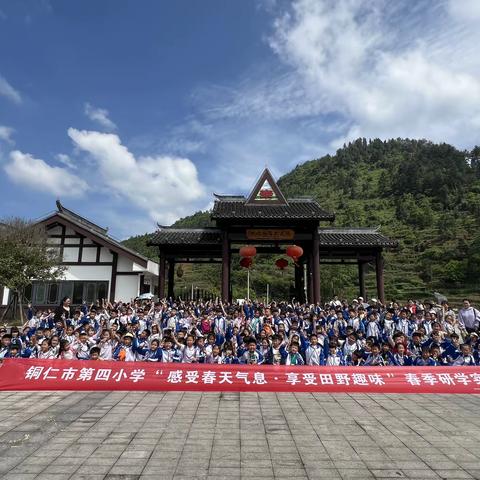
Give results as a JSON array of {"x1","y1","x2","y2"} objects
[{"x1": 123, "y1": 138, "x2": 480, "y2": 303}]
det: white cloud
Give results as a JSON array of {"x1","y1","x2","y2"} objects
[
  {"x1": 0, "y1": 126, "x2": 15, "y2": 144},
  {"x1": 55, "y1": 153, "x2": 76, "y2": 169},
  {"x1": 67, "y1": 128, "x2": 206, "y2": 225},
  {"x1": 447, "y1": 0, "x2": 480, "y2": 22},
  {"x1": 198, "y1": 0, "x2": 480, "y2": 151},
  {"x1": 0, "y1": 74, "x2": 22, "y2": 104},
  {"x1": 4, "y1": 150, "x2": 88, "y2": 197},
  {"x1": 266, "y1": 0, "x2": 480, "y2": 148},
  {"x1": 84, "y1": 102, "x2": 117, "y2": 131}
]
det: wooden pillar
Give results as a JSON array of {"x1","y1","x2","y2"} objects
[
  {"x1": 307, "y1": 250, "x2": 314, "y2": 304},
  {"x1": 294, "y1": 261, "x2": 304, "y2": 302},
  {"x1": 358, "y1": 261, "x2": 366, "y2": 299},
  {"x1": 312, "y1": 231, "x2": 321, "y2": 304},
  {"x1": 109, "y1": 251, "x2": 118, "y2": 302},
  {"x1": 158, "y1": 249, "x2": 166, "y2": 299},
  {"x1": 375, "y1": 251, "x2": 385, "y2": 303},
  {"x1": 167, "y1": 260, "x2": 175, "y2": 299},
  {"x1": 221, "y1": 232, "x2": 230, "y2": 302}
]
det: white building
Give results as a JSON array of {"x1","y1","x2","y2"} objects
[{"x1": 1, "y1": 201, "x2": 158, "y2": 309}]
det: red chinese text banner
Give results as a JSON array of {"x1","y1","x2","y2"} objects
[{"x1": 0, "y1": 358, "x2": 480, "y2": 393}]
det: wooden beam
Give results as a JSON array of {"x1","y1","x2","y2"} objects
[
  {"x1": 221, "y1": 232, "x2": 230, "y2": 302},
  {"x1": 59, "y1": 225, "x2": 66, "y2": 259},
  {"x1": 158, "y1": 249, "x2": 166, "y2": 299},
  {"x1": 375, "y1": 251, "x2": 385, "y2": 303},
  {"x1": 358, "y1": 261, "x2": 366, "y2": 299},
  {"x1": 109, "y1": 252, "x2": 118, "y2": 302},
  {"x1": 77, "y1": 236, "x2": 84, "y2": 263},
  {"x1": 167, "y1": 260, "x2": 175, "y2": 299},
  {"x1": 60, "y1": 262, "x2": 113, "y2": 266},
  {"x1": 312, "y1": 231, "x2": 321, "y2": 304},
  {"x1": 307, "y1": 250, "x2": 314, "y2": 304}
]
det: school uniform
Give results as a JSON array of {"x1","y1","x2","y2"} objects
[
  {"x1": 264, "y1": 345, "x2": 288, "y2": 365},
  {"x1": 143, "y1": 348, "x2": 163, "y2": 361},
  {"x1": 364, "y1": 353, "x2": 386, "y2": 366},
  {"x1": 452, "y1": 354, "x2": 477, "y2": 366},
  {"x1": 240, "y1": 350, "x2": 264, "y2": 365},
  {"x1": 366, "y1": 321, "x2": 381, "y2": 340},
  {"x1": 325, "y1": 350, "x2": 345, "y2": 366},
  {"x1": 285, "y1": 352, "x2": 305, "y2": 366},
  {"x1": 222, "y1": 354, "x2": 239, "y2": 364},
  {"x1": 177, "y1": 345, "x2": 196, "y2": 363},
  {"x1": 159, "y1": 348, "x2": 180, "y2": 363},
  {"x1": 305, "y1": 344, "x2": 325, "y2": 366},
  {"x1": 413, "y1": 356, "x2": 437, "y2": 366},
  {"x1": 390, "y1": 353, "x2": 413, "y2": 366},
  {"x1": 113, "y1": 343, "x2": 136, "y2": 362},
  {"x1": 213, "y1": 316, "x2": 227, "y2": 345}
]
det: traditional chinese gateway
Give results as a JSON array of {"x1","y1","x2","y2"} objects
[{"x1": 149, "y1": 169, "x2": 397, "y2": 303}]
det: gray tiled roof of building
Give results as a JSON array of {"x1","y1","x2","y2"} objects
[{"x1": 211, "y1": 198, "x2": 334, "y2": 220}]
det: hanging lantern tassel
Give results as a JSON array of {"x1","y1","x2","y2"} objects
[
  {"x1": 240, "y1": 257, "x2": 253, "y2": 269},
  {"x1": 275, "y1": 258, "x2": 289, "y2": 276},
  {"x1": 286, "y1": 245, "x2": 304, "y2": 266}
]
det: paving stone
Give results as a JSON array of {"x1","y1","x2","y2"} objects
[{"x1": 0, "y1": 391, "x2": 479, "y2": 480}]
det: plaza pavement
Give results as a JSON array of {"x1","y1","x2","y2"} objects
[{"x1": 0, "y1": 391, "x2": 479, "y2": 480}]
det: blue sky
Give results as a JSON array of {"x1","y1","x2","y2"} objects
[{"x1": 1, "y1": 0, "x2": 480, "y2": 238}]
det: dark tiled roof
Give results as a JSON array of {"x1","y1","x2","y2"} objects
[
  {"x1": 212, "y1": 198, "x2": 334, "y2": 221},
  {"x1": 149, "y1": 227, "x2": 397, "y2": 248},
  {"x1": 56, "y1": 200, "x2": 108, "y2": 235},
  {"x1": 149, "y1": 228, "x2": 222, "y2": 245},
  {"x1": 318, "y1": 228, "x2": 398, "y2": 248}
]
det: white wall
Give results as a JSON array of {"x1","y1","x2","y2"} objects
[
  {"x1": 63, "y1": 265, "x2": 112, "y2": 281},
  {"x1": 100, "y1": 247, "x2": 113, "y2": 262},
  {"x1": 63, "y1": 247, "x2": 79, "y2": 262},
  {"x1": 82, "y1": 247, "x2": 97, "y2": 262},
  {"x1": 117, "y1": 256, "x2": 134, "y2": 272},
  {"x1": 48, "y1": 226, "x2": 63, "y2": 234},
  {"x1": 115, "y1": 276, "x2": 139, "y2": 302}
]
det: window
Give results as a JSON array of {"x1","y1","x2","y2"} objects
[
  {"x1": 32, "y1": 281, "x2": 110, "y2": 306},
  {"x1": 34, "y1": 283, "x2": 46, "y2": 304},
  {"x1": 97, "y1": 283, "x2": 107, "y2": 301},
  {"x1": 85, "y1": 283, "x2": 96, "y2": 303},
  {"x1": 23, "y1": 284, "x2": 32, "y2": 303},
  {"x1": 48, "y1": 283, "x2": 59, "y2": 304},
  {"x1": 72, "y1": 282, "x2": 83, "y2": 305},
  {"x1": 60, "y1": 282, "x2": 73, "y2": 301}
]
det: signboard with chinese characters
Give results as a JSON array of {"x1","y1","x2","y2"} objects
[
  {"x1": 246, "y1": 229, "x2": 295, "y2": 241},
  {"x1": 0, "y1": 359, "x2": 480, "y2": 393}
]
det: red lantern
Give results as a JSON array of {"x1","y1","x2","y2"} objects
[
  {"x1": 239, "y1": 245, "x2": 257, "y2": 258},
  {"x1": 286, "y1": 245, "x2": 304, "y2": 263},
  {"x1": 240, "y1": 257, "x2": 252, "y2": 269},
  {"x1": 275, "y1": 258, "x2": 288, "y2": 270}
]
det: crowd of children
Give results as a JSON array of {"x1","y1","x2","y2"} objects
[{"x1": 0, "y1": 296, "x2": 479, "y2": 366}]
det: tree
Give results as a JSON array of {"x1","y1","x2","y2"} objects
[{"x1": 0, "y1": 218, "x2": 65, "y2": 322}]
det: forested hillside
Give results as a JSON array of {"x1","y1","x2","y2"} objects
[{"x1": 123, "y1": 139, "x2": 480, "y2": 302}]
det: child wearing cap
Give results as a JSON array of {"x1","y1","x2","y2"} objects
[{"x1": 113, "y1": 333, "x2": 136, "y2": 361}]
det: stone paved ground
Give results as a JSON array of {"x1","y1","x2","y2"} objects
[{"x1": 0, "y1": 392, "x2": 479, "y2": 480}]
